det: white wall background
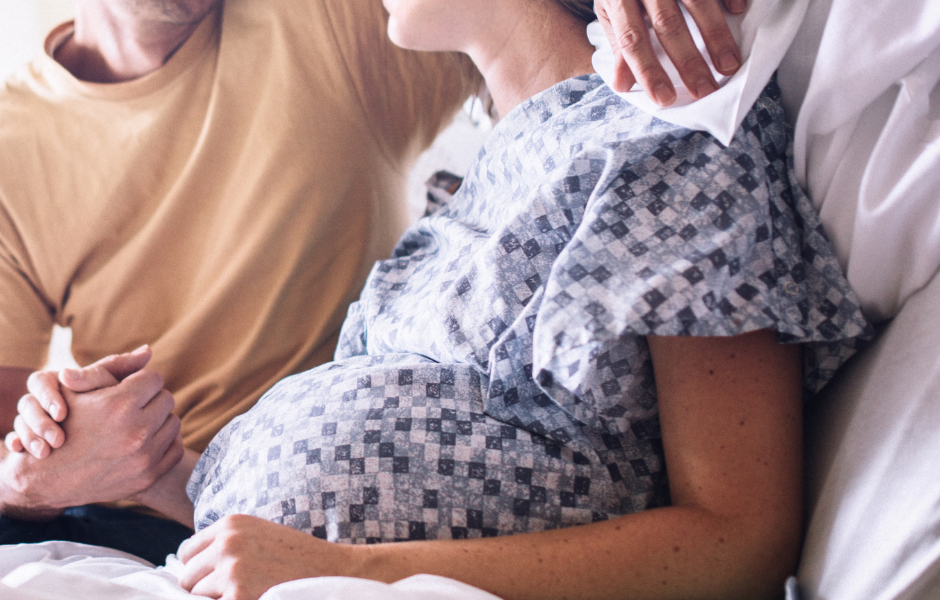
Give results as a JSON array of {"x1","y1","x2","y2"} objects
[
  {"x1": 0, "y1": 0, "x2": 73, "y2": 82},
  {"x1": 1, "y1": 0, "x2": 76, "y2": 367}
]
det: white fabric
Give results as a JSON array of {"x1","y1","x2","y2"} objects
[
  {"x1": 587, "y1": 0, "x2": 808, "y2": 146},
  {"x1": 0, "y1": 542, "x2": 501, "y2": 600},
  {"x1": 590, "y1": 0, "x2": 940, "y2": 322},
  {"x1": 799, "y1": 269, "x2": 940, "y2": 600},
  {"x1": 778, "y1": 0, "x2": 940, "y2": 322}
]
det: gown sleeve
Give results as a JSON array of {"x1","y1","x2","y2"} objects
[{"x1": 531, "y1": 82, "x2": 872, "y2": 411}]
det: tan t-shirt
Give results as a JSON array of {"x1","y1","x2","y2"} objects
[{"x1": 0, "y1": 0, "x2": 478, "y2": 452}]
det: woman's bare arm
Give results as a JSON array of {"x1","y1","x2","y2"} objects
[{"x1": 179, "y1": 329, "x2": 803, "y2": 600}]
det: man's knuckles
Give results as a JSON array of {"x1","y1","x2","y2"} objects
[
  {"x1": 119, "y1": 425, "x2": 155, "y2": 453},
  {"x1": 6, "y1": 459, "x2": 32, "y2": 498}
]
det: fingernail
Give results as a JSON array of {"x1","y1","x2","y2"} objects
[
  {"x1": 50, "y1": 404, "x2": 63, "y2": 421},
  {"x1": 718, "y1": 50, "x2": 740, "y2": 73},
  {"x1": 63, "y1": 368, "x2": 83, "y2": 381},
  {"x1": 653, "y1": 83, "x2": 676, "y2": 107},
  {"x1": 44, "y1": 430, "x2": 59, "y2": 446},
  {"x1": 695, "y1": 77, "x2": 718, "y2": 98},
  {"x1": 30, "y1": 440, "x2": 43, "y2": 456},
  {"x1": 728, "y1": 0, "x2": 747, "y2": 13},
  {"x1": 132, "y1": 345, "x2": 150, "y2": 355}
]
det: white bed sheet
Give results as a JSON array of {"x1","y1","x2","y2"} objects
[{"x1": 0, "y1": 542, "x2": 501, "y2": 600}]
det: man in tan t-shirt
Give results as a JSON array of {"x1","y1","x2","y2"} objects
[
  {"x1": 0, "y1": 0, "x2": 743, "y2": 565},
  {"x1": 0, "y1": 0, "x2": 478, "y2": 562}
]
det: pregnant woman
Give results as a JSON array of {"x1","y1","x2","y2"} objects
[{"x1": 10, "y1": 0, "x2": 870, "y2": 598}]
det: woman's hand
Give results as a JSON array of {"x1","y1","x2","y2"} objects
[
  {"x1": 596, "y1": 0, "x2": 745, "y2": 104},
  {"x1": 178, "y1": 514, "x2": 356, "y2": 600}
]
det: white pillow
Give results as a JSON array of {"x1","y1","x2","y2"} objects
[
  {"x1": 778, "y1": 0, "x2": 940, "y2": 322},
  {"x1": 798, "y1": 269, "x2": 940, "y2": 600}
]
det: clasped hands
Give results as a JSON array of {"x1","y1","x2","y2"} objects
[
  {"x1": 5, "y1": 348, "x2": 365, "y2": 599},
  {"x1": 3, "y1": 346, "x2": 183, "y2": 516}
]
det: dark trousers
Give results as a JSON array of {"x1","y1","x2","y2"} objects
[{"x1": 0, "y1": 504, "x2": 193, "y2": 566}]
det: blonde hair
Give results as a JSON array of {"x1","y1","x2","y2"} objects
[{"x1": 555, "y1": 0, "x2": 595, "y2": 22}]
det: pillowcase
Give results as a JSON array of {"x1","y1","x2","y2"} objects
[{"x1": 798, "y1": 269, "x2": 940, "y2": 600}]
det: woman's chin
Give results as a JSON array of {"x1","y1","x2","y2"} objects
[
  {"x1": 385, "y1": 21, "x2": 415, "y2": 50},
  {"x1": 386, "y1": 17, "x2": 461, "y2": 53}
]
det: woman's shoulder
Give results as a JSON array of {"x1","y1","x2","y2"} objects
[{"x1": 543, "y1": 74, "x2": 789, "y2": 181}]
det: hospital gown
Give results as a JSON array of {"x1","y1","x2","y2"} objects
[{"x1": 188, "y1": 74, "x2": 871, "y2": 543}]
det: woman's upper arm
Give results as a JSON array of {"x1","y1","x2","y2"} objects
[{"x1": 647, "y1": 329, "x2": 804, "y2": 561}]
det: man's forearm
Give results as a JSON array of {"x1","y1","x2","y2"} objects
[{"x1": 133, "y1": 448, "x2": 199, "y2": 529}]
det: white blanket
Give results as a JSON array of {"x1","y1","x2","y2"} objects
[{"x1": 0, "y1": 542, "x2": 501, "y2": 600}]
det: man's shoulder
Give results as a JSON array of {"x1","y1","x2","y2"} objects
[
  {"x1": 0, "y1": 68, "x2": 57, "y2": 187},
  {"x1": 0, "y1": 63, "x2": 48, "y2": 116}
]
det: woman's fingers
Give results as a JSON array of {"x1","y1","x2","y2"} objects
[
  {"x1": 16, "y1": 393, "x2": 64, "y2": 451},
  {"x1": 179, "y1": 527, "x2": 216, "y2": 564},
  {"x1": 13, "y1": 413, "x2": 49, "y2": 459},
  {"x1": 179, "y1": 533, "x2": 222, "y2": 593},
  {"x1": 188, "y1": 570, "x2": 225, "y2": 600}
]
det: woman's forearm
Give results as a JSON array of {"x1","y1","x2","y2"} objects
[
  {"x1": 133, "y1": 448, "x2": 199, "y2": 529},
  {"x1": 351, "y1": 503, "x2": 798, "y2": 600}
]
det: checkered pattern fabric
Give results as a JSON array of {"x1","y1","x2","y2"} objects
[{"x1": 188, "y1": 74, "x2": 871, "y2": 543}]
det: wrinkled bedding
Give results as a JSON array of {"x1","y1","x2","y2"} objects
[{"x1": 0, "y1": 541, "x2": 500, "y2": 600}]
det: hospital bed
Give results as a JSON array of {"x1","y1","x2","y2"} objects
[{"x1": 0, "y1": 0, "x2": 938, "y2": 597}]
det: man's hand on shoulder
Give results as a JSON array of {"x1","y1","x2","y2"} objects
[
  {"x1": 595, "y1": 0, "x2": 745, "y2": 105},
  {"x1": 0, "y1": 347, "x2": 184, "y2": 519}
]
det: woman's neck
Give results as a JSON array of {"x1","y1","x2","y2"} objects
[{"x1": 464, "y1": 5, "x2": 596, "y2": 117}]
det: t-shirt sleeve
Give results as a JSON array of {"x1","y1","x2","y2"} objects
[
  {"x1": 321, "y1": 0, "x2": 481, "y2": 165},
  {"x1": 0, "y1": 220, "x2": 54, "y2": 369},
  {"x1": 531, "y1": 101, "x2": 872, "y2": 402}
]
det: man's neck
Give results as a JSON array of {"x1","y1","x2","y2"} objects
[{"x1": 55, "y1": 1, "x2": 211, "y2": 83}]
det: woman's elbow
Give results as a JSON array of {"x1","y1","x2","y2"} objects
[{"x1": 716, "y1": 508, "x2": 803, "y2": 600}]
